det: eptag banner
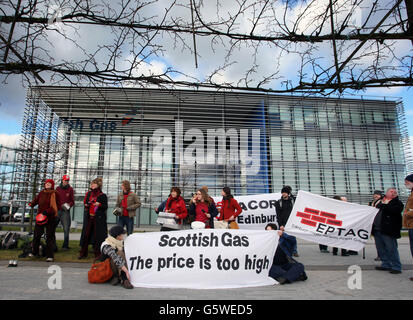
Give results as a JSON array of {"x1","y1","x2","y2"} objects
[
  {"x1": 124, "y1": 229, "x2": 278, "y2": 289},
  {"x1": 284, "y1": 190, "x2": 378, "y2": 251},
  {"x1": 213, "y1": 193, "x2": 281, "y2": 230}
]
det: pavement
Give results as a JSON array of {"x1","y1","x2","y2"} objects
[{"x1": 0, "y1": 228, "x2": 412, "y2": 300}]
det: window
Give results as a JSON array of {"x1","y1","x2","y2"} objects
[
  {"x1": 307, "y1": 138, "x2": 318, "y2": 161},
  {"x1": 369, "y1": 141, "x2": 379, "y2": 163},
  {"x1": 320, "y1": 138, "x2": 331, "y2": 162},
  {"x1": 296, "y1": 137, "x2": 307, "y2": 162},
  {"x1": 293, "y1": 107, "x2": 304, "y2": 130},
  {"x1": 281, "y1": 136, "x2": 294, "y2": 161},
  {"x1": 354, "y1": 140, "x2": 367, "y2": 159},
  {"x1": 298, "y1": 168, "x2": 309, "y2": 191},
  {"x1": 271, "y1": 136, "x2": 282, "y2": 161},
  {"x1": 377, "y1": 141, "x2": 389, "y2": 163},
  {"x1": 331, "y1": 139, "x2": 342, "y2": 162},
  {"x1": 345, "y1": 140, "x2": 355, "y2": 159},
  {"x1": 318, "y1": 110, "x2": 328, "y2": 130},
  {"x1": 309, "y1": 168, "x2": 321, "y2": 194}
]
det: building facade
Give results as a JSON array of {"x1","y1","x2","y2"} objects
[{"x1": 13, "y1": 86, "x2": 412, "y2": 226}]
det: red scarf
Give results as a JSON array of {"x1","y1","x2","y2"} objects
[
  {"x1": 122, "y1": 192, "x2": 130, "y2": 217},
  {"x1": 87, "y1": 189, "x2": 102, "y2": 217}
]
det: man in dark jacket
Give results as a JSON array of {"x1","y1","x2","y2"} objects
[
  {"x1": 372, "y1": 188, "x2": 404, "y2": 274},
  {"x1": 275, "y1": 186, "x2": 298, "y2": 256},
  {"x1": 56, "y1": 175, "x2": 75, "y2": 250},
  {"x1": 266, "y1": 224, "x2": 307, "y2": 285}
]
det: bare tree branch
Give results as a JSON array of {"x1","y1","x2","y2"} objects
[{"x1": 0, "y1": 0, "x2": 411, "y2": 95}]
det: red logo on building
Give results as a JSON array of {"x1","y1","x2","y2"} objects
[{"x1": 296, "y1": 208, "x2": 343, "y2": 228}]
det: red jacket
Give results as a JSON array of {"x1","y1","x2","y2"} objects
[
  {"x1": 30, "y1": 190, "x2": 60, "y2": 218},
  {"x1": 218, "y1": 197, "x2": 242, "y2": 221},
  {"x1": 165, "y1": 196, "x2": 188, "y2": 222},
  {"x1": 56, "y1": 184, "x2": 75, "y2": 210}
]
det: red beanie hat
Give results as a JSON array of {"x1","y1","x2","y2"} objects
[{"x1": 45, "y1": 179, "x2": 55, "y2": 189}]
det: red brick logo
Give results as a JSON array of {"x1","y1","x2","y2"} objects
[{"x1": 296, "y1": 207, "x2": 343, "y2": 228}]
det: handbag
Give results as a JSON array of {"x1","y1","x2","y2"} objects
[
  {"x1": 35, "y1": 213, "x2": 48, "y2": 225},
  {"x1": 88, "y1": 258, "x2": 113, "y2": 283},
  {"x1": 214, "y1": 220, "x2": 229, "y2": 229},
  {"x1": 229, "y1": 221, "x2": 239, "y2": 229}
]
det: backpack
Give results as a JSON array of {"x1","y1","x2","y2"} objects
[
  {"x1": 1, "y1": 232, "x2": 20, "y2": 250},
  {"x1": 19, "y1": 234, "x2": 33, "y2": 258},
  {"x1": 18, "y1": 234, "x2": 46, "y2": 258}
]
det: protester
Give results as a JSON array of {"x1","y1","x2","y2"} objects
[
  {"x1": 340, "y1": 196, "x2": 358, "y2": 256},
  {"x1": 402, "y1": 174, "x2": 413, "y2": 281},
  {"x1": 217, "y1": 187, "x2": 242, "y2": 228},
  {"x1": 79, "y1": 178, "x2": 108, "y2": 259},
  {"x1": 162, "y1": 187, "x2": 187, "y2": 231},
  {"x1": 28, "y1": 179, "x2": 60, "y2": 262},
  {"x1": 373, "y1": 188, "x2": 404, "y2": 274},
  {"x1": 266, "y1": 223, "x2": 307, "y2": 285},
  {"x1": 55, "y1": 175, "x2": 75, "y2": 250},
  {"x1": 369, "y1": 190, "x2": 383, "y2": 261},
  {"x1": 275, "y1": 186, "x2": 298, "y2": 256},
  {"x1": 191, "y1": 186, "x2": 215, "y2": 205},
  {"x1": 332, "y1": 195, "x2": 349, "y2": 256},
  {"x1": 100, "y1": 225, "x2": 133, "y2": 289},
  {"x1": 189, "y1": 188, "x2": 218, "y2": 228},
  {"x1": 369, "y1": 190, "x2": 383, "y2": 207},
  {"x1": 115, "y1": 180, "x2": 141, "y2": 235}
]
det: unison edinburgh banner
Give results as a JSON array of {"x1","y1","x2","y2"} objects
[
  {"x1": 124, "y1": 229, "x2": 278, "y2": 289},
  {"x1": 284, "y1": 190, "x2": 378, "y2": 251},
  {"x1": 213, "y1": 193, "x2": 281, "y2": 230}
]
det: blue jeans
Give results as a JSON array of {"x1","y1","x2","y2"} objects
[
  {"x1": 374, "y1": 231, "x2": 402, "y2": 271},
  {"x1": 56, "y1": 209, "x2": 71, "y2": 248},
  {"x1": 118, "y1": 216, "x2": 134, "y2": 235}
]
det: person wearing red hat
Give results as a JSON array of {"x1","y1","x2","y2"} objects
[
  {"x1": 28, "y1": 179, "x2": 60, "y2": 262},
  {"x1": 56, "y1": 175, "x2": 75, "y2": 250}
]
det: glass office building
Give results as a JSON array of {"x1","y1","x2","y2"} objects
[{"x1": 13, "y1": 86, "x2": 412, "y2": 226}]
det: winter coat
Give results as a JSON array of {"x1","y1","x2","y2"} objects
[
  {"x1": 115, "y1": 192, "x2": 141, "y2": 218},
  {"x1": 156, "y1": 200, "x2": 167, "y2": 213},
  {"x1": 189, "y1": 201, "x2": 218, "y2": 228},
  {"x1": 375, "y1": 197, "x2": 404, "y2": 239},
  {"x1": 218, "y1": 197, "x2": 242, "y2": 221},
  {"x1": 79, "y1": 190, "x2": 108, "y2": 247},
  {"x1": 56, "y1": 184, "x2": 75, "y2": 210},
  {"x1": 30, "y1": 189, "x2": 60, "y2": 219},
  {"x1": 403, "y1": 190, "x2": 413, "y2": 229},
  {"x1": 165, "y1": 196, "x2": 188, "y2": 223},
  {"x1": 275, "y1": 196, "x2": 295, "y2": 227}
]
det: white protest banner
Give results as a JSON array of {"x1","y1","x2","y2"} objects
[
  {"x1": 213, "y1": 193, "x2": 281, "y2": 230},
  {"x1": 124, "y1": 229, "x2": 278, "y2": 289},
  {"x1": 284, "y1": 190, "x2": 378, "y2": 251}
]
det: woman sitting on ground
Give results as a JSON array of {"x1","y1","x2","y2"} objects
[{"x1": 100, "y1": 225, "x2": 133, "y2": 289}]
